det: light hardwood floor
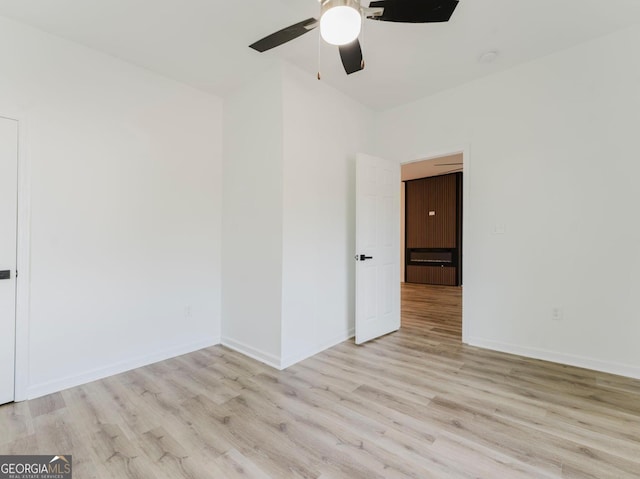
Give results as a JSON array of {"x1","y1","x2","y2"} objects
[{"x1": 2, "y1": 283, "x2": 640, "y2": 478}]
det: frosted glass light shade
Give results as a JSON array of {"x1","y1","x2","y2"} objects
[{"x1": 320, "y1": 5, "x2": 361, "y2": 46}]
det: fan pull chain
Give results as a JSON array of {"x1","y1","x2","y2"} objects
[
  {"x1": 317, "y1": 29, "x2": 322, "y2": 80},
  {"x1": 360, "y1": 13, "x2": 365, "y2": 70}
]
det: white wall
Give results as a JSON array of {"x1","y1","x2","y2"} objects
[
  {"x1": 375, "y1": 25, "x2": 640, "y2": 379},
  {"x1": 280, "y1": 64, "x2": 373, "y2": 367},
  {"x1": 221, "y1": 63, "x2": 373, "y2": 368},
  {"x1": 222, "y1": 66, "x2": 284, "y2": 366},
  {"x1": 0, "y1": 16, "x2": 223, "y2": 399}
]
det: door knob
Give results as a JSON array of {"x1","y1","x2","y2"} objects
[{"x1": 358, "y1": 255, "x2": 373, "y2": 261}]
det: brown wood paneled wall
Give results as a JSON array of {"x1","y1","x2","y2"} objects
[
  {"x1": 405, "y1": 178, "x2": 428, "y2": 248},
  {"x1": 405, "y1": 172, "x2": 462, "y2": 286},
  {"x1": 406, "y1": 265, "x2": 456, "y2": 285},
  {"x1": 406, "y1": 174, "x2": 458, "y2": 248}
]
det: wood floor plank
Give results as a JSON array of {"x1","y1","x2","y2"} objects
[
  {"x1": 27, "y1": 391, "x2": 65, "y2": 418},
  {"x1": 214, "y1": 448, "x2": 274, "y2": 479},
  {"x1": 1, "y1": 283, "x2": 639, "y2": 478},
  {"x1": 137, "y1": 426, "x2": 222, "y2": 479},
  {"x1": 0, "y1": 400, "x2": 33, "y2": 444}
]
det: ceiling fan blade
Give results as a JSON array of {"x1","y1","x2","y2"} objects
[
  {"x1": 367, "y1": 0, "x2": 459, "y2": 23},
  {"x1": 339, "y1": 39, "x2": 365, "y2": 75},
  {"x1": 249, "y1": 17, "x2": 318, "y2": 52}
]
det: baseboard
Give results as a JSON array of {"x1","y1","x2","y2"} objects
[
  {"x1": 26, "y1": 337, "x2": 220, "y2": 400},
  {"x1": 466, "y1": 336, "x2": 640, "y2": 380},
  {"x1": 280, "y1": 328, "x2": 355, "y2": 370},
  {"x1": 221, "y1": 336, "x2": 281, "y2": 369}
]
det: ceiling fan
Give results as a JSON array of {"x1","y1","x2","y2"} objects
[{"x1": 249, "y1": 0, "x2": 460, "y2": 76}]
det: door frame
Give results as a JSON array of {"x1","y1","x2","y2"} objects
[
  {"x1": 1, "y1": 112, "x2": 31, "y2": 402},
  {"x1": 400, "y1": 144, "x2": 470, "y2": 344}
]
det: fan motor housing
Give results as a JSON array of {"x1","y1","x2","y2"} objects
[{"x1": 321, "y1": 0, "x2": 361, "y2": 16}]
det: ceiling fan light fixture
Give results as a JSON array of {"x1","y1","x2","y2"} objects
[{"x1": 320, "y1": 0, "x2": 361, "y2": 46}]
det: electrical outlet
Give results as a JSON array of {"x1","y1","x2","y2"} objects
[
  {"x1": 551, "y1": 307, "x2": 563, "y2": 321},
  {"x1": 184, "y1": 306, "x2": 192, "y2": 318}
]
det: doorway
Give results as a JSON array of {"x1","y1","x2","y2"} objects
[
  {"x1": 400, "y1": 152, "x2": 464, "y2": 341},
  {"x1": 0, "y1": 116, "x2": 18, "y2": 405}
]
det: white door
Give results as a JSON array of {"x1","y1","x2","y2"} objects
[
  {"x1": 0, "y1": 117, "x2": 18, "y2": 405},
  {"x1": 355, "y1": 153, "x2": 400, "y2": 344}
]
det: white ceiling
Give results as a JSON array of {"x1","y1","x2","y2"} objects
[{"x1": 0, "y1": 0, "x2": 639, "y2": 110}]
